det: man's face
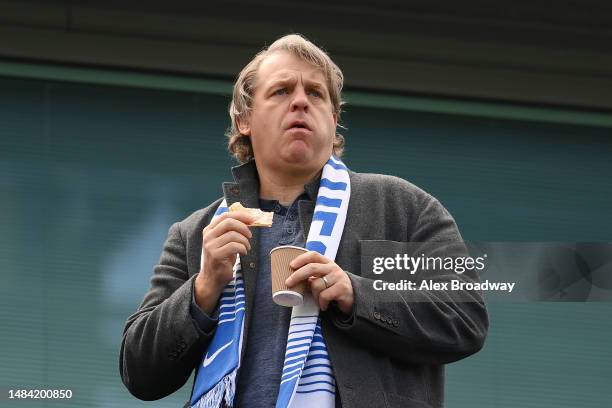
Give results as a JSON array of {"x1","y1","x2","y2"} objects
[{"x1": 238, "y1": 51, "x2": 337, "y2": 174}]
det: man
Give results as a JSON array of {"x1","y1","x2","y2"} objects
[{"x1": 120, "y1": 34, "x2": 488, "y2": 408}]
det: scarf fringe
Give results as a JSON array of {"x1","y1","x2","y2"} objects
[{"x1": 192, "y1": 369, "x2": 237, "y2": 408}]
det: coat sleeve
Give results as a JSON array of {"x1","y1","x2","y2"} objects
[
  {"x1": 329, "y1": 194, "x2": 489, "y2": 366},
  {"x1": 119, "y1": 222, "x2": 215, "y2": 401}
]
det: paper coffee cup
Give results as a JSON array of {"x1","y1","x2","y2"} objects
[{"x1": 270, "y1": 245, "x2": 308, "y2": 307}]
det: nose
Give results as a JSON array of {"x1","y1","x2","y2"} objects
[{"x1": 289, "y1": 86, "x2": 309, "y2": 113}]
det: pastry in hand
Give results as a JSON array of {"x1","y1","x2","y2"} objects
[{"x1": 228, "y1": 202, "x2": 273, "y2": 227}]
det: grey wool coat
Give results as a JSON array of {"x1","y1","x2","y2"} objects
[{"x1": 120, "y1": 160, "x2": 488, "y2": 408}]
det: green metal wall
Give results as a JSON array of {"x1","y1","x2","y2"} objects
[{"x1": 1, "y1": 76, "x2": 611, "y2": 407}]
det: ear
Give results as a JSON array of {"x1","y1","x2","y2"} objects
[
  {"x1": 237, "y1": 116, "x2": 251, "y2": 137},
  {"x1": 332, "y1": 112, "x2": 338, "y2": 128}
]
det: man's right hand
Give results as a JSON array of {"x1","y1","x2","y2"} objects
[{"x1": 194, "y1": 211, "x2": 254, "y2": 315}]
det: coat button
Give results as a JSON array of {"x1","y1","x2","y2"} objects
[
  {"x1": 249, "y1": 262, "x2": 255, "y2": 268},
  {"x1": 373, "y1": 311, "x2": 381, "y2": 320},
  {"x1": 393, "y1": 320, "x2": 399, "y2": 327}
]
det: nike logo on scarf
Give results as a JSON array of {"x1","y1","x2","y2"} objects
[{"x1": 203, "y1": 340, "x2": 234, "y2": 368}]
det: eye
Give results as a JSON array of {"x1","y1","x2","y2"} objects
[
  {"x1": 273, "y1": 87, "x2": 288, "y2": 96},
  {"x1": 308, "y1": 89, "x2": 323, "y2": 98}
]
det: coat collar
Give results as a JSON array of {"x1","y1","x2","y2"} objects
[{"x1": 223, "y1": 160, "x2": 320, "y2": 204}]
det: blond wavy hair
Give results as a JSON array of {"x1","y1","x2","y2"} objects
[{"x1": 226, "y1": 34, "x2": 345, "y2": 163}]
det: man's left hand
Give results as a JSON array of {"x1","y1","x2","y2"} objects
[{"x1": 286, "y1": 251, "x2": 354, "y2": 315}]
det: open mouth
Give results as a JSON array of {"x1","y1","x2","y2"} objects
[{"x1": 288, "y1": 121, "x2": 311, "y2": 131}]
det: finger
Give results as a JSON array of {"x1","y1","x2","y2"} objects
[
  {"x1": 311, "y1": 271, "x2": 354, "y2": 311},
  {"x1": 207, "y1": 211, "x2": 255, "y2": 230},
  {"x1": 208, "y1": 217, "x2": 253, "y2": 240},
  {"x1": 213, "y1": 241, "x2": 249, "y2": 259},
  {"x1": 289, "y1": 251, "x2": 330, "y2": 270},
  {"x1": 317, "y1": 284, "x2": 343, "y2": 311},
  {"x1": 206, "y1": 231, "x2": 251, "y2": 253},
  {"x1": 309, "y1": 275, "x2": 327, "y2": 300},
  {"x1": 286, "y1": 263, "x2": 332, "y2": 287},
  {"x1": 308, "y1": 271, "x2": 341, "y2": 296}
]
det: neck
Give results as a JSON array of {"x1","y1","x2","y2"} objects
[{"x1": 257, "y1": 163, "x2": 321, "y2": 206}]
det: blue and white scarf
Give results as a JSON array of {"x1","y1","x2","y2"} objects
[{"x1": 190, "y1": 155, "x2": 350, "y2": 408}]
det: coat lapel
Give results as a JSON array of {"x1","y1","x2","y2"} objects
[{"x1": 222, "y1": 161, "x2": 260, "y2": 338}]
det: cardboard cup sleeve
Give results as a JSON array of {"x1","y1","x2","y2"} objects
[{"x1": 270, "y1": 245, "x2": 308, "y2": 307}]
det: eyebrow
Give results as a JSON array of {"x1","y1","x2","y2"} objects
[
  {"x1": 266, "y1": 76, "x2": 294, "y2": 89},
  {"x1": 265, "y1": 75, "x2": 327, "y2": 91},
  {"x1": 304, "y1": 79, "x2": 326, "y2": 89},
  {"x1": 270, "y1": 72, "x2": 324, "y2": 85}
]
